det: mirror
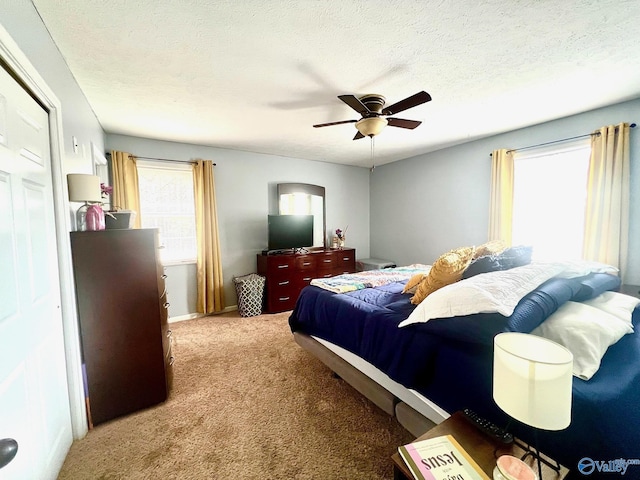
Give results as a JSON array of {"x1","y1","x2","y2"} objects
[{"x1": 278, "y1": 183, "x2": 326, "y2": 249}]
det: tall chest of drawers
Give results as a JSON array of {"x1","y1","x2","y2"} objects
[
  {"x1": 70, "y1": 228, "x2": 173, "y2": 426},
  {"x1": 257, "y1": 248, "x2": 356, "y2": 313}
]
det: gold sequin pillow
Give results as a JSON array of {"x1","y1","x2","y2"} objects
[
  {"x1": 473, "y1": 240, "x2": 507, "y2": 259},
  {"x1": 402, "y1": 273, "x2": 427, "y2": 295},
  {"x1": 411, "y1": 246, "x2": 475, "y2": 305}
]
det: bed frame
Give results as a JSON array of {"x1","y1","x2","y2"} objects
[{"x1": 293, "y1": 331, "x2": 447, "y2": 437}]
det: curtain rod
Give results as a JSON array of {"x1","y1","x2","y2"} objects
[
  {"x1": 106, "y1": 152, "x2": 216, "y2": 166},
  {"x1": 489, "y1": 122, "x2": 636, "y2": 156},
  {"x1": 132, "y1": 155, "x2": 216, "y2": 166}
]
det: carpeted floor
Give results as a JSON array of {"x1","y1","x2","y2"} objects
[{"x1": 58, "y1": 311, "x2": 414, "y2": 479}]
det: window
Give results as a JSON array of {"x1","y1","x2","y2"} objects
[
  {"x1": 137, "y1": 161, "x2": 197, "y2": 264},
  {"x1": 511, "y1": 140, "x2": 591, "y2": 261},
  {"x1": 92, "y1": 143, "x2": 110, "y2": 209}
]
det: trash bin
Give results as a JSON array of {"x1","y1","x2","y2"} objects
[{"x1": 233, "y1": 273, "x2": 266, "y2": 317}]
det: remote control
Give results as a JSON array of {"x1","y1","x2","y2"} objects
[{"x1": 462, "y1": 408, "x2": 514, "y2": 444}]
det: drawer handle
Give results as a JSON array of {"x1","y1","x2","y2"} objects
[
  {"x1": 303, "y1": 277, "x2": 311, "y2": 281},
  {"x1": 163, "y1": 302, "x2": 170, "y2": 309},
  {"x1": 278, "y1": 280, "x2": 290, "y2": 286},
  {"x1": 277, "y1": 265, "x2": 289, "y2": 269},
  {"x1": 167, "y1": 329, "x2": 172, "y2": 337},
  {"x1": 161, "y1": 274, "x2": 168, "y2": 280},
  {"x1": 323, "y1": 274, "x2": 332, "y2": 278},
  {"x1": 302, "y1": 262, "x2": 311, "y2": 266},
  {"x1": 169, "y1": 356, "x2": 175, "y2": 366},
  {"x1": 323, "y1": 259, "x2": 331, "y2": 263},
  {"x1": 342, "y1": 257, "x2": 350, "y2": 261},
  {"x1": 278, "y1": 296, "x2": 290, "y2": 301}
]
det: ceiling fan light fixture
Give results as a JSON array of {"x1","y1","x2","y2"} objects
[{"x1": 355, "y1": 117, "x2": 388, "y2": 137}]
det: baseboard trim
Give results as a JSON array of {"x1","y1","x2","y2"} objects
[{"x1": 168, "y1": 305, "x2": 238, "y2": 323}]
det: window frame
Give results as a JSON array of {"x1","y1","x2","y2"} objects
[
  {"x1": 136, "y1": 160, "x2": 197, "y2": 265},
  {"x1": 511, "y1": 139, "x2": 591, "y2": 261}
]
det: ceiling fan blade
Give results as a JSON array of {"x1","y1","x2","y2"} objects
[
  {"x1": 381, "y1": 91, "x2": 432, "y2": 116},
  {"x1": 338, "y1": 95, "x2": 371, "y2": 115},
  {"x1": 353, "y1": 131, "x2": 365, "y2": 140},
  {"x1": 313, "y1": 119, "x2": 358, "y2": 128},
  {"x1": 387, "y1": 117, "x2": 422, "y2": 129}
]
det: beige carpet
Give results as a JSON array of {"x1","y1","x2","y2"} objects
[{"x1": 58, "y1": 311, "x2": 413, "y2": 479}]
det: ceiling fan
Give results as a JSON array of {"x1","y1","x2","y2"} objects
[{"x1": 313, "y1": 91, "x2": 432, "y2": 140}]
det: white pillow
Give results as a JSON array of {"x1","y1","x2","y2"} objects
[
  {"x1": 531, "y1": 301, "x2": 633, "y2": 380},
  {"x1": 581, "y1": 291, "x2": 640, "y2": 327},
  {"x1": 553, "y1": 259, "x2": 618, "y2": 278},
  {"x1": 399, "y1": 262, "x2": 566, "y2": 327},
  {"x1": 398, "y1": 260, "x2": 620, "y2": 328}
]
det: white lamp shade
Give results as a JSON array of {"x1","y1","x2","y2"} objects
[
  {"x1": 493, "y1": 332, "x2": 573, "y2": 431},
  {"x1": 355, "y1": 117, "x2": 388, "y2": 137},
  {"x1": 67, "y1": 174, "x2": 102, "y2": 203}
]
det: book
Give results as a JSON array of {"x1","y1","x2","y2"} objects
[{"x1": 398, "y1": 434, "x2": 490, "y2": 480}]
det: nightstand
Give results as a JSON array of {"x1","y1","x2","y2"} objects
[{"x1": 392, "y1": 411, "x2": 569, "y2": 480}]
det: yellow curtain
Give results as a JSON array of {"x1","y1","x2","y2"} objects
[
  {"x1": 110, "y1": 150, "x2": 142, "y2": 228},
  {"x1": 583, "y1": 123, "x2": 630, "y2": 281},
  {"x1": 193, "y1": 159, "x2": 225, "y2": 313},
  {"x1": 488, "y1": 149, "x2": 514, "y2": 245}
]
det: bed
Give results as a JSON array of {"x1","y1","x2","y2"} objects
[{"x1": 288, "y1": 255, "x2": 640, "y2": 476}]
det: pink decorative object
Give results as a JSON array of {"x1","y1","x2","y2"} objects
[
  {"x1": 85, "y1": 204, "x2": 105, "y2": 231},
  {"x1": 494, "y1": 455, "x2": 537, "y2": 480}
]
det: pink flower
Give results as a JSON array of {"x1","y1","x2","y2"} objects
[{"x1": 100, "y1": 183, "x2": 113, "y2": 198}]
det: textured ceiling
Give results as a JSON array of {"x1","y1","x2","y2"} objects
[{"x1": 32, "y1": 0, "x2": 640, "y2": 167}]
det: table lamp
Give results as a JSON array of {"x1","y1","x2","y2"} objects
[
  {"x1": 493, "y1": 332, "x2": 573, "y2": 480},
  {"x1": 67, "y1": 174, "x2": 102, "y2": 231}
]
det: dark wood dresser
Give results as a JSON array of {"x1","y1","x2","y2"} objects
[
  {"x1": 70, "y1": 228, "x2": 173, "y2": 426},
  {"x1": 257, "y1": 248, "x2": 356, "y2": 313}
]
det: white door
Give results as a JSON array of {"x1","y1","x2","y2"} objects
[{"x1": 0, "y1": 64, "x2": 72, "y2": 478}]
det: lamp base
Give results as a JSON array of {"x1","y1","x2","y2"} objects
[
  {"x1": 75, "y1": 203, "x2": 90, "y2": 232},
  {"x1": 516, "y1": 438, "x2": 562, "y2": 478}
]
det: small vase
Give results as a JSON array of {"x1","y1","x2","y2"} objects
[
  {"x1": 86, "y1": 204, "x2": 105, "y2": 231},
  {"x1": 338, "y1": 238, "x2": 345, "y2": 249}
]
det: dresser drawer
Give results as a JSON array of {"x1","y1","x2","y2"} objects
[
  {"x1": 266, "y1": 256, "x2": 295, "y2": 275},
  {"x1": 162, "y1": 327, "x2": 173, "y2": 359},
  {"x1": 294, "y1": 255, "x2": 316, "y2": 271},
  {"x1": 295, "y1": 270, "x2": 315, "y2": 289},
  {"x1": 164, "y1": 339, "x2": 174, "y2": 391},
  {"x1": 271, "y1": 276, "x2": 295, "y2": 290},
  {"x1": 267, "y1": 288, "x2": 298, "y2": 312},
  {"x1": 316, "y1": 252, "x2": 336, "y2": 275},
  {"x1": 159, "y1": 291, "x2": 170, "y2": 324},
  {"x1": 335, "y1": 251, "x2": 356, "y2": 274}
]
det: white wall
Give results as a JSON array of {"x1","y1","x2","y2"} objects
[
  {"x1": 3, "y1": 2, "x2": 105, "y2": 174},
  {"x1": 105, "y1": 134, "x2": 371, "y2": 314},
  {"x1": 370, "y1": 98, "x2": 640, "y2": 284}
]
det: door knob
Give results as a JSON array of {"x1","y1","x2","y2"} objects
[{"x1": 0, "y1": 438, "x2": 18, "y2": 469}]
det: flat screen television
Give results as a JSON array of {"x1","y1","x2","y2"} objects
[{"x1": 268, "y1": 214, "x2": 314, "y2": 252}]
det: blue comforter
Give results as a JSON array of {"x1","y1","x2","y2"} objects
[{"x1": 289, "y1": 272, "x2": 640, "y2": 475}]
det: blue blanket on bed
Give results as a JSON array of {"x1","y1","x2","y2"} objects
[{"x1": 289, "y1": 272, "x2": 640, "y2": 474}]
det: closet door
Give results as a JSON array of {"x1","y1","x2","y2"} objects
[{"x1": 0, "y1": 64, "x2": 72, "y2": 478}]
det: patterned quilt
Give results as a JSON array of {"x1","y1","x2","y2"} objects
[{"x1": 310, "y1": 264, "x2": 431, "y2": 293}]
